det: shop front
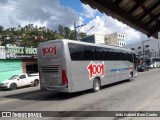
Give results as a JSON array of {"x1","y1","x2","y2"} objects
[{"x1": 0, "y1": 46, "x2": 38, "y2": 82}]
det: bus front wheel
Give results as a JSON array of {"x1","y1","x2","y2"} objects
[
  {"x1": 93, "y1": 78, "x2": 100, "y2": 92},
  {"x1": 128, "y1": 72, "x2": 134, "y2": 82}
]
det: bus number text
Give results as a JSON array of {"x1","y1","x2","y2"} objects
[
  {"x1": 87, "y1": 62, "x2": 105, "y2": 80},
  {"x1": 42, "y1": 46, "x2": 57, "y2": 57}
]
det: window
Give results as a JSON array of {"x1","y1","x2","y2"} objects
[
  {"x1": 94, "y1": 47, "x2": 104, "y2": 60},
  {"x1": 83, "y1": 46, "x2": 94, "y2": 60},
  {"x1": 68, "y1": 43, "x2": 134, "y2": 62},
  {"x1": 131, "y1": 48, "x2": 134, "y2": 50},
  {"x1": 145, "y1": 45, "x2": 149, "y2": 48},
  {"x1": 127, "y1": 52, "x2": 133, "y2": 62},
  {"x1": 19, "y1": 75, "x2": 26, "y2": 79},
  {"x1": 68, "y1": 43, "x2": 84, "y2": 60},
  {"x1": 138, "y1": 46, "x2": 141, "y2": 49}
]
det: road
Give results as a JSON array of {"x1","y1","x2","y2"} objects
[{"x1": 0, "y1": 68, "x2": 160, "y2": 120}]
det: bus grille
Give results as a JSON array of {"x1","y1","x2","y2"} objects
[{"x1": 41, "y1": 66, "x2": 59, "y2": 73}]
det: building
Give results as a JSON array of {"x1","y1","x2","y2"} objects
[
  {"x1": 80, "y1": 34, "x2": 105, "y2": 44},
  {"x1": 0, "y1": 45, "x2": 38, "y2": 82},
  {"x1": 125, "y1": 39, "x2": 160, "y2": 59},
  {"x1": 80, "y1": 32, "x2": 126, "y2": 47},
  {"x1": 106, "y1": 33, "x2": 126, "y2": 47}
]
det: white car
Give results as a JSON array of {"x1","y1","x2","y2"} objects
[{"x1": 0, "y1": 73, "x2": 39, "y2": 90}]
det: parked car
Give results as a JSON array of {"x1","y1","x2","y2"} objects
[
  {"x1": 0, "y1": 73, "x2": 39, "y2": 90},
  {"x1": 137, "y1": 64, "x2": 149, "y2": 72}
]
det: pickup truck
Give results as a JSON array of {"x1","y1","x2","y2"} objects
[{"x1": 0, "y1": 73, "x2": 39, "y2": 90}]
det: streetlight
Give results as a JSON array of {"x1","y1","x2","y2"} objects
[{"x1": 86, "y1": 26, "x2": 94, "y2": 34}]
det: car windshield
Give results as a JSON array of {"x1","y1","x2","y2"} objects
[{"x1": 8, "y1": 75, "x2": 18, "y2": 80}]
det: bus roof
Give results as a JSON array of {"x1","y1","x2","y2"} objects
[{"x1": 39, "y1": 39, "x2": 134, "y2": 53}]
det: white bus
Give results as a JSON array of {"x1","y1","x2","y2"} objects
[
  {"x1": 144, "y1": 57, "x2": 160, "y2": 68},
  {"x1": 37, "y1": 39, "x2": 138, "y2": 93}
]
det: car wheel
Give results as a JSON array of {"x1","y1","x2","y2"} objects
[
  {"x1": 10, "y1": 83, "x2": 17, "y2": 90},
  {"x1": 93, "y1": 78, "x2": 100, "y2": 92},
  {"x1": 33, "y1": 80, "x2": 39, "y2": 87}
]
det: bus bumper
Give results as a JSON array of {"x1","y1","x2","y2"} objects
[{"x1": 41, "y1": 85, "x2": 68, "y2": 92}]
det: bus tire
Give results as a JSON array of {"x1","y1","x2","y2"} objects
[
  {"x1": 128, "y1": 72, "x2": 134, "y2": 82},
  {"x1": 93, "y1": 78, "x2": 100, "y2": 92}
]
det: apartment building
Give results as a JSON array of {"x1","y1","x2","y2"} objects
[{"x1": 80, "y1": 32, "x2": 126, "y2": 47}]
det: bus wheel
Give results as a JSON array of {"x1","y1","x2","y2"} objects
[
  {"x1": 93, "y1": 78, "x2": 100, "y2": 92},
  {"x1": 128, "y1": 72, "x2": 134, "y2": 82}
]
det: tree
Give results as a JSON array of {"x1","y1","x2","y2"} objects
[
  {"x1": 58, "y1": 25, "x2": 64, "y2": 35},
  {"x1": 63, "y1": 27, "x2": 71, "y2": 39},
  {"x1": 79, "y1": 32, "x2": 87, "y2": 39},
  {"x1": 0, "y1": 25, "x2": 3, "y2": 33}
]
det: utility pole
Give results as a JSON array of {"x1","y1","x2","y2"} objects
[
  {"x1": 74, "y1": 22, "x2": 86, "y2": 40},
  {"x1": 158, "y1": 42, "x2": 160, "y2": 57}
]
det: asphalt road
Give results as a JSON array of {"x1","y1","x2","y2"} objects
[{"x1": 0, "y1": 68, "x2": 160, "y2": 120}]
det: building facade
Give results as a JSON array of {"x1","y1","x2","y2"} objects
[
  {"x1": 125, "y1": 39, "x2": 160, "y2": 59},
  {"x1": 0, "y1": 46, "x2": 38, "y2": 82},
  {"x1": 106, "y1": 33, "x2": 126, "y2": 47},
  {"x1": 80, "y1": 34, "x2": 105, "y2": 44},
  {"x1": 80, "y1": 33, "x2": 126, "y2": 47}
]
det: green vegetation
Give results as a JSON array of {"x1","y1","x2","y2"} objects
[{"x1": 0, "y1": 24, "x2": 86, "y2": 47}]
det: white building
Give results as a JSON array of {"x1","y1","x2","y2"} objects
[
  {"x1": 106, "y1": 32, "x2": 126, "y2": 47},
  {"x1": 0, "y1": 46, "x2": 6, "y2": 59},
  {"x1": 125, "y1": 39, "x2": 160, "y2": 59},
  {"x1": 80, "y1": 32, "x2": 126, "y2": 47},
  {"x1": 80, "y1": 34, "x2": 105, "y2": 44}
]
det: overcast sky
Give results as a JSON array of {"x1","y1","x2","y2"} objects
[{"x1": 0, "y1": 0, "x2": 149, "y2": 44}]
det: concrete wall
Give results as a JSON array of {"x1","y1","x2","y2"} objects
[
  {"x1": 0, "y1": 59, "x2": 22, "y2": 82},
  {"x1": 0, "y1": 46, "x2": 6, "y2": 59},
  {"x1": 94, "y1": 34, "x2": 105, "y2": 44}
]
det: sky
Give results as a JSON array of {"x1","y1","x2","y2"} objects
[{"x1": 0, "y1": 0, "x2": 149, "y2": 44}]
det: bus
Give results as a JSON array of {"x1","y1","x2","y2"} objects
[
  {"x1": 144, "y1": 57, "x2": 160, "y2": 68},
  {"x1": 37, "y1": 39, "x2": 138, "y2": 93}
]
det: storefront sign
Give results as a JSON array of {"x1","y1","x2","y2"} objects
[{"x1": 6, "y1": 47, "x2": 37, "y2": 59}]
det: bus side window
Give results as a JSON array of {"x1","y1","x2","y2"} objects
[
  {"x1": 69, "y1": 43, "x2": 84, "y2": 60},
  {"x1": 94, "y1": 47, "x2": 104, "y2": 60},
  {"x1": 83, "y1": 46, "x2": 94, "y2": 60}
]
